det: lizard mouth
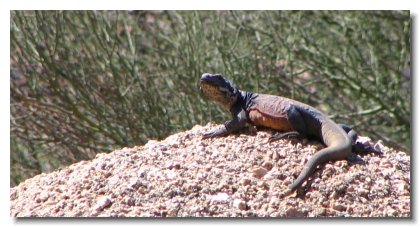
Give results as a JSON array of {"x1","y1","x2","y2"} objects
[{"x1": 199, "y1": 82, "x2": 216, "y2": 97}]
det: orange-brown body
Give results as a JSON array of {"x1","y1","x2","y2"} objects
[{"x1": 248, "y1": 95, "x2": 294, "y2": 131}]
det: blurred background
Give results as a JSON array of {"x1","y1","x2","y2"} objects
[{"x1": 10, "y1": 11, "x2": 410, "y2": 186}]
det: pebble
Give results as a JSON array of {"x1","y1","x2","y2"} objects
[
  {"x1": 394, "y1": 181, "x2": 408, "y2": 195},
  {"x1": 385, "y1": 208, "x2": 398, "y2": 217},
  {"x1": 128, "y1": 178, "x2": 141, "y2": 190},
  {"x1": 93, "y1": 196, "x2": 112, "y2": 212},
  {"x1": 37, "y1": 192, "x2": 50, "y2": 203},
  {"x1": 262, "y1": 161, "x2": 273, "y2": 171},
  {"x1": 332, "y1": 204, "x2": 347, "y2": 212},
  {"x1": 241, "y1": 178, "x2": 252, "y2": 186},
  {"x1": 233, "y1": 199, "x2": 247, "y2": 210},
  {"x1": 374, "y1": 140, "x2": 384, "y2": 153},
  {"x1": 124, "y1": 197, "x2": 136, "y2": 206},
  {"x1": 357, "y1": 188, "x2": 369, "y2": 197},
  {"x1": 285, "y1": 207, "x2": 307, "y2": 217},
  {"x1": 272, "y1": 151, "x2": 281, "y2": 161},
  {"x1": 252, "y1": 167, "x2": 268, "y2": 179},
  {"x1": 210, "y1": 192, "x2": 229, "y2": 203}
]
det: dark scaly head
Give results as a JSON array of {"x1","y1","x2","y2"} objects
[{"x1": 199, "y1": 73, "x2": 239, "y2": 110}]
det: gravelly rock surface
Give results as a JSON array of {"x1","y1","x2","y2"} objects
[{"x1": 10, "y1": 124, "x2": 411, "y2": 217}]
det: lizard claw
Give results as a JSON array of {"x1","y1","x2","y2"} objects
[
  {"x1": 202, "y1": 130, "x2": 219, "y2": 139},
  {"x1": 202, "y1": 133, "x2": 214, "y2": 139},
  {"x1": 202, "y1": 127, "x2": 228, "y2": 139}
]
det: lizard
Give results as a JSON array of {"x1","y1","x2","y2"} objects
[{"x1": 199, "y1": 73, "x2": 368, "y2": 194}]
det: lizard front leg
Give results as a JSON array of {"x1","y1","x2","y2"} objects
[{"x1": 202, "y1": 110, "x2": 247, "y2": 139}]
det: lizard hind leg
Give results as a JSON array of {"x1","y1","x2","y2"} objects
[
  {"x1": 268, "y1": 131, "x2": 301, "y2": 143},
  {"x1": 338, "y1": 123, "x2": 374, "y2": 154},
  {"x1": 268, "y1": 105, "x2": 308, "y2": 143},
  {"x1": 338, "y1": 124, "x2": 357, "y2": 142}
]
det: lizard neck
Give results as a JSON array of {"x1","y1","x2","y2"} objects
[
  {"x1": 229, "y1": 91, "x2": 257, "y2": 116},
  {"x1": 242, "y1": 91, "x2": 258, "y2": 111}
]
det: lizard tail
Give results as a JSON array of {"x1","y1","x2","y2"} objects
[{"x1": 289, "y1": 140, "x2": 352, "y2": 192}]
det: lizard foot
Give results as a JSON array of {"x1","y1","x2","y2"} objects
[{"x1": 268, "y1": 131, "x2": 301, "y2": 143}]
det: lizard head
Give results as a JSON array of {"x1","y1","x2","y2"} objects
[{"x1": 199, "y1": 73, "x2": 239, "y2": 110}]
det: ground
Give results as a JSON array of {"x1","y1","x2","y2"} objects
[{"x1": 10, "y1": 124, "x2": 411, "y2": 217}]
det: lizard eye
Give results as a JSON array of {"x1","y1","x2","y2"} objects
[
  {"x1": 218, "y1": 86, "x2": 234, "y2": 98},
  {"x1": 218, "y1": 86, "x2": 228, "y2": 93}
]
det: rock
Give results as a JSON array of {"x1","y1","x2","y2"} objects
[{"x1": 9, "y1": 124, "x2": 410, "y2": 217}]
